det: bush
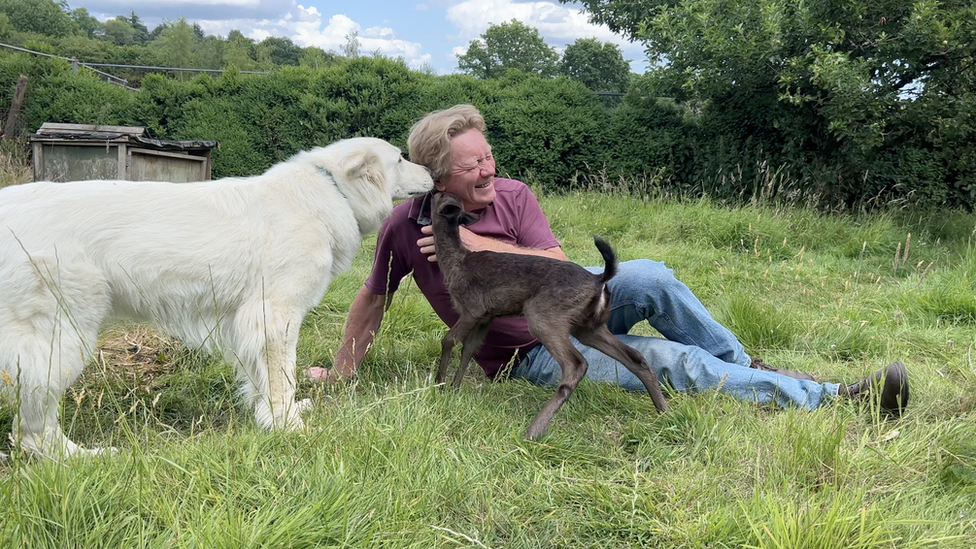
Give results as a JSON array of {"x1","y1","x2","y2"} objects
[{"x1": 4, "y1": 54, "x2": 972, "y2": 209}]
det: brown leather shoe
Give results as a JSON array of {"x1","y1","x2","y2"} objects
[
  {"x1": 750, "y1": 357, "x2": 817, "y2": 381},
  {"x1": 838, "y1": 362, "x2": 910, "y2": 416}
]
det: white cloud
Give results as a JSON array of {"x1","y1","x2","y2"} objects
[
  {"x1": 446, "y1": 0, "x2": 612, "y2": 41},
  {"x1": 290, "y1": 13, "x2": 358, "y2": 50},
  {"x1": 445, "y1": 0, "x2": 646, "y2": 70},
  {"x1": 195, "y1": 9, "x2": 425, "y2": 65},
  {"x1": 76, "y1": 0, "x2": 645, "y2": 74}
]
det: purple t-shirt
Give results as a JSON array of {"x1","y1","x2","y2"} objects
[{"x1": 365, "y1": 178, "x2": 561, "y2": 378}]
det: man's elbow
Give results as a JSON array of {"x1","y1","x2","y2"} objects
[{"x1": 547, "y1": 247, "x2": 569, "y2": 261}]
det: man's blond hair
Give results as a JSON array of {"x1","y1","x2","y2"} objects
[{"x1": 407, "y1": 104, "x2": 486, "y2": 182}]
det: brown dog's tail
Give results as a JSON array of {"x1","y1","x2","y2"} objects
[{"x1": 594, "y1": 236, "x2": 617, "y2": 284}]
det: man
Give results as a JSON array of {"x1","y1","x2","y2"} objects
[{"x1": 309, "y1": 104, "x2": 910, "y2": 416}]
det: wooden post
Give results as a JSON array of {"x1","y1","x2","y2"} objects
[{"x1": 3, "y1": 75, "x2": 28, "y2": 139}]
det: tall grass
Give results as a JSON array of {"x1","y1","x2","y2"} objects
[
  {"x1": 2, "y1": 183, "x2": 975, "y2": 547},
  {"x1": 0, "y1": 139, "x2": 32, "y2": 188}
]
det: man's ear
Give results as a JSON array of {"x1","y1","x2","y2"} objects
[{"x1": 459, "y1": 211, "x2": 480, "y2": 226}]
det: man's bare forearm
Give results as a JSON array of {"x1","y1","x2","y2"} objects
[
  {"x1": 332, "y1": 286, "x2": 389, "y2": 378},
  {"x1": 459, "y1": 229, "x2": 568, "y2": 260}
]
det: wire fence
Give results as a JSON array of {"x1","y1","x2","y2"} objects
[
  {"x1": 1, "y1": 41, "x2": 630, "y2": 107},
  {"x1": 0, "y1": 41, "x2": 270, "y2": 91}
]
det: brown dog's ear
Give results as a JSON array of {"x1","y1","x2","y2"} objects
[
  {"x1": 459, "y1": 211, "x2": 480, "y2": 226},
  {"x1": 438, "y1": 202, "x2": 462, "y2": 217}
]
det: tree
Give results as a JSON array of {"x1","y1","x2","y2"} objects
[
  {"x1": 0, "y1": 12, "x2": 15, "y2": 40},
  {"x1": 123, "y1": 11, "x2": 150, "y2": 44},
  {"x1": 457, "y1": 19, "x2": 558, "y2": 78},
  {"x1": 258, "y1": 36, "x2": 302, "y2": 66},
  {"x1": 0, "y1": 0, "x2": 74, "y2": 37},
  {"x1": 299, "y1": 46, "x2": 340, "y2": 69},
  {"x1": 566, "y1": 0, "x2": 976, "y2": 205},
  {"x1": 69, "y1": 7, "x2": 99, "y2": 39},
  {"x1": 100, "y1": 17, "x2": 136, "y2": 46},
  {"x1": 152, "y1": 17, "x2": 198, "y2": 71},
  {"x1": 341, "y1": 31, "x2": 361, "y2": 58},
  {"x1": 223, "y1": 29, "x2": 260, "y2": 70},
  {"x1": 560, "y1": 38, "x2": 630, "y2": 92}
]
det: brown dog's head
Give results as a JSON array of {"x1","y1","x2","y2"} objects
[{"x1": 432, "y1": 192, "x2": 480, "y2": 229}]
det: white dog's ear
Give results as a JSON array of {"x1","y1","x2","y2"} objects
[{"x1": 342, "y1": 150, "x2": 386, "y2": 191}]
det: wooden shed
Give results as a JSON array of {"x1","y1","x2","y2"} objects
[{"x1": 29, "y1": 123, "x2": 217, "y2": 183}]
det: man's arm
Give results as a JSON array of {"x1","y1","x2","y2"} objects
[
  {"x1": 418, "y1": 225, "x2": 568, "y2": 262},
  {"x1": 310, "y1": 285, "x2": 392, "y2": 381}
]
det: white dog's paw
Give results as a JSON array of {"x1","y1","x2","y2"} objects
[
  {"x1": 296, "y1": 398, "x2": 313, "y2": 413},
  {"x1": 75, "y1": 445, "x2": 119, "y2": 458},
  {"x1": 270, "y1": 403, "x2": 308, "y2": 431}
]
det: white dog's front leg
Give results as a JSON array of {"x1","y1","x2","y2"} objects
[
  {"x1": 231, "y1": 303, "x2": 307, "y2": 431},
  {"x1": 238, "y1": 353, "x2": 304, "y2": 431},
  {"x1": 266, "y1": 343, "x2": 304, "y2": 431}
]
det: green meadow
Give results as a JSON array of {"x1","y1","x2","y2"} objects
[{"x1": 2, "y1": 187, "x2": 975, "y2": 548}]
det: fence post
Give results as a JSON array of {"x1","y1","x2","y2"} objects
[{"x1": 3, "y1": 75, "x2": 29, "y2": 139}]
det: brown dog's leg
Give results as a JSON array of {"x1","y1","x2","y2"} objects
[
  {"x1": 574, "y1": 325, "x2": 669, "y2": 413},
  {"x1": 524, "y1": 329, "x2": 588, "y2": 440},
  {"x1": 437, "y1": 315, "x2": 480, "y2": 384},
  {"x1": 452, "y1": 319, "x2": 493, "y2": 388}
]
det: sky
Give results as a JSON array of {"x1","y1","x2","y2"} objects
[{"x1": 69, "y1": 0, "x2": 648, "y2": 75}]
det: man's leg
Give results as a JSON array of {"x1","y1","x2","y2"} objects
[
  {"x1": 588, "y1": 259, "x2": 751, "y2": 367},
  {"x1": 512, "y1": 335, "x2": 840, "y2": 411}
]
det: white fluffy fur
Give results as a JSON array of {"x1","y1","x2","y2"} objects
[{"x1": 0, "y1": 137, "x2": 433, "y2": 458}]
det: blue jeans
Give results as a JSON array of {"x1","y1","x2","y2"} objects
[{"x1": 511, "y1": 259, "x2": 840, "y2": 410}]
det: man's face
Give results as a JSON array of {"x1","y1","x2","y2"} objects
[{"x1": 435, "y1": 128, "x2": 496, "y2": 212}]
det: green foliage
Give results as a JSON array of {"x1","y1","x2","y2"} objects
[
  {"x1": 484, "y1": 74, "x2": 606, "y2": 187},
  {"x1": 222, "y1": 29, "x2": 262, "y2": 71},
  {"x1": 0, "y1": 0, "x2": 74, "y2": 37},
  {"x1": 257, "y1": 36, "x2": 302, "y2": 66},
  {"x1": 457, "y1": 19, "x2": 559, "y2": 78},
  {"x1": 101, "y1": 17, "x2": 137, "y2": 46},
  {"x1": 568, "y1": 0, "x2": 976, "y2": 207},
  {"x1": 560, "y1": 37, "x2": 631, "y2": 92},
  {"x1": 68, "y1": 7, "x2": 98, "y2": 39},
  {"x1": 2, "y1": 195, "x2": 975, "y2": 547},
  {"x1": 298, "y1": 46, "x2": 340, "y2": 70},
  {"x1": 153, "y1": 17, "x2": 199, "y2": 71},
  {"x1": 3, "y1": 4, "x2": 974, "y2": 209}
]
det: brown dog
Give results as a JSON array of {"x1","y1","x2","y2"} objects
[{"x1": 430, "y1": 191, "x2": 668, "y2": 439}]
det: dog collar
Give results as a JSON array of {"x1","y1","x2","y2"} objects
[
  {"x1": 317, "y1": 166, "x2": 365, "y2": 235},
  {"x1": 316, "y1": 167, "x2": 348, "y2": 200}
]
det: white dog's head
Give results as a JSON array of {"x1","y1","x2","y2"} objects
[
  {"x1": 302, "y1": 137, "x2": 434, "y2": 234},
  {"x1": 322, "y1": 137, "x2": 433, "y2": 200}
]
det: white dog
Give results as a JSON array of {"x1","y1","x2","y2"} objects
[{"x1": 0, "y1": 137, "x2": 433, "y2": 458}]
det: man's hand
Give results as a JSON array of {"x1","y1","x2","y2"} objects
[
  {"x1": 417, "y1": 225, "x2": 438, "y2": 262},
  {"x1": 418, "y1": 225, "x2": 477, "y2": 262},
  {"x1": 307, "y1": 366, "x2": 351, "y2": 383}
]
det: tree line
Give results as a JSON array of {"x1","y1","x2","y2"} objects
[
  {"x1": 0, "y1": 1, "x2": 632, "y2": 92},
  {"x1": 1, "y1": 0, "x2": 974, "y2": 209}
]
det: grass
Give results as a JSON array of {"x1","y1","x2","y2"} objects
[
  {"x1": 0, "y1": 139, "x2": 32, "y2": 189},
  {"x1": 2, "y1": 185, "x2": 975, "y2": 547}
]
